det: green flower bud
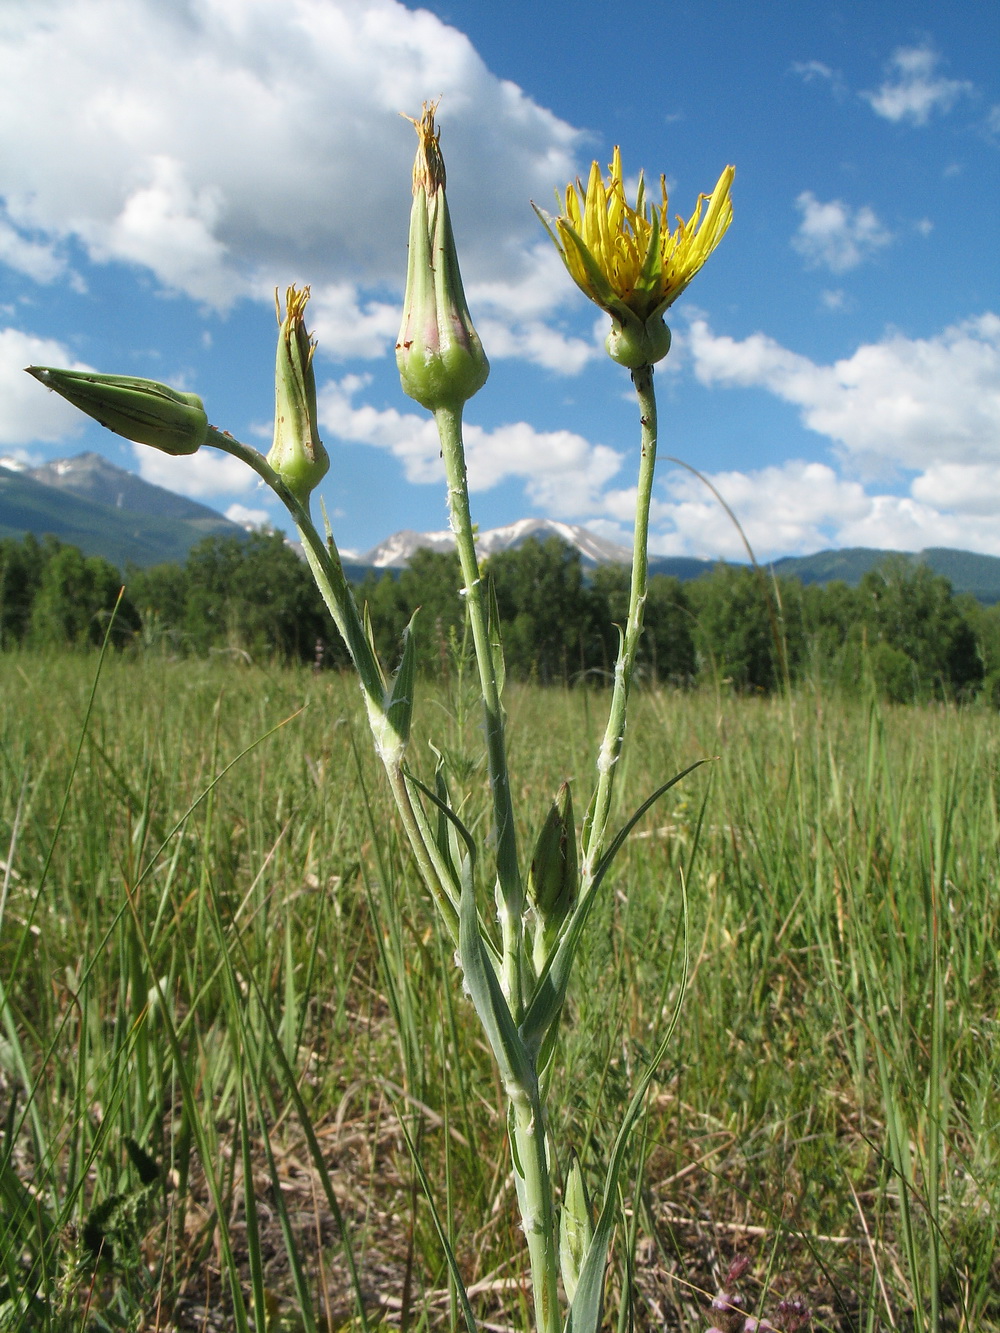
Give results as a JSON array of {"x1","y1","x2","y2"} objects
[
  {"x1": 267, "y1": 286, "x2": 329, "y2": 505},
  {"x1": 24, "y1": 367, "x2": 208, "y2": 455},
  {"x1": 605, "y1": 314, "x2": 671, "y2": 370},
  {"x1": 559, "y1": 1154, "x2": 593, "y2": 1304},
  {"x1": 396, "y1": 104, "x2": 489, "y2": 412},
  {"x1": 528, "y1": 783, "x2": 578, "y2": 973}
]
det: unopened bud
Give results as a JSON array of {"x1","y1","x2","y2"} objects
[
  {"x1": 528, "y1": 783, "x2": 578, "y2": 972},
  {"x1": 559, "y1": 1154, "x2": 592, "y2": 1303},
  {"x1": 396, "y1": 104, "x2": 489, "y2": 412},
  {"x1": 267, "y1": 286, "x2": 329, "y2": 504},
  {"x1": 25, "y1": 367, "x2": 208, "y2": 455}
]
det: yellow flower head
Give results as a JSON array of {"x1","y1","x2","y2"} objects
[{"x1": 536, "y1": 150, "x2": 734, "y2": 368}]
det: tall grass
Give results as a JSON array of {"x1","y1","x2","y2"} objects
[{"x1": 1, "y1": 653, "x2": 998, "y2": 1330}]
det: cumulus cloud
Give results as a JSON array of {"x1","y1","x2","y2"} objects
[
  {"x1": 0, "y1": 218, "x2": 67, "y2": 284},
  {"x1": 130, "y1": 439, "x2": 259, "y2": 500},
  {"x1": 0, "y1": 327, "x2": 91, "y2": 444},
  {"x1": 792, "y1": 193, "x2": 892, "y2": 273},
  {"x1": 862, "y1": 46, "x2": 974, "y2": 126},
  {"x1": 639, "y1": 461, "x2": 868, "y2": 560},
  {"x1": 0, "y1": 0, "x2": 583, "y2": 336},
  {"x1": 226, "y1": 502, "x2": 274, "y2": 528},
  {"x1": 634, "y1": 458, "x2": 1000, "y2": 562},
  {"x1": 318, "y1": 374, "x2": 622, "y2": 514},
  {"x1": 688, "y1": 313, "x2": 1000, "y2": 470}
]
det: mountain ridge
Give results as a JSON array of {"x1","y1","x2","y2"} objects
[
  {"x1": 0, "y1": 451, "x2": 242, "y2": 568},
  {"x1": 4, "y1": 453, "x2": 1000, "y2": 603}
]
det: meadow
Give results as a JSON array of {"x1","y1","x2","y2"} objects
[{"x1": 1, "y1": 652, "x2": 998, "y2": 1332}]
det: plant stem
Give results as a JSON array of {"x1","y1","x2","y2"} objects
[
  {"x1": 434, "y1": 405, "x2": 524, "y2": 1011},
  {"x1": 205, "y1": 428, "x2": 457, "y2": 932},
  {"x1": 583, "y1": 364, "x2": 658, "y2": 878},
  {"x1": 510, "y1": 1095, "x2": 561, "y2": 1333}
]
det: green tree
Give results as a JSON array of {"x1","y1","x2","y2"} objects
[
  {"x1": 28, "y1": 542, "x2": 138, "y2": 649},
  {"x1": 179, "y1": 532, "x2": 340, "y2": 663},
  {"x1": 688, "y1": 565, "x2": 802, "y2": 692},
  {"x1": 361, "y1": 549, "x2": 465, "y2": 677},
  {"x1": 486, "y1": 538, "x2": 604, "y2": 683},
  {"x1": 591, "y1": 565, "x2": 696, "y2": 683},
  {"x1": 855, "y1": 558, "x2": 983, "y2": 700},
  {"x1": 0, "y1": 534, "x2": 45, "y2": 646}
]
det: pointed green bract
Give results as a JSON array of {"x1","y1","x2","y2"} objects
[{"x1": 25, "y1": 366, "x2": 209, "y2": 454}]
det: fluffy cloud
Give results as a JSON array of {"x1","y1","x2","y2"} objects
[
  {"x1": 640, "y1": 461, "x2": 869, "y2": 560},
  {"x1": 688, "y1": 313, "x2": 1000, "y2": 470},
  {"x1": 861, "y1": 46, "x2": 974, "y2": 126},
  {"x1": 226, "y1": 502, "x2": 274, "y2": 528},
  {"x1": 0, "y1": 327, "x2": 91, "y2": 444},
  {"x1": 0, "y1": 0, "x2": 583, "y2": 331},
  {"x1": 318, "y1": 374, "x2": 622, "y2": 514},
  {"x1": 130, "y1": 440, "x2": 259, "y2": 500},
  {"x1": 792, "y1": 193, "x2": 892, "y2": 273}
]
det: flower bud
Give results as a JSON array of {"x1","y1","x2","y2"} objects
[
  {"x1": 396, "y1": 104, "x2": 489, "y2": 412},
  {"x1": 24, "y1": 367, "x2": 208, "y2": 455},
  {"x1": 267, "y1": 286, "x2": 329, "y2": 504},
  {"x1": 528, "y1": 783, "x2": 578, "y2": 972},
  {"x1": 559, "y1": 1154, "x2": 592, "y2": 1303}
]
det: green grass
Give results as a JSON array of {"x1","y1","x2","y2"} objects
[{"x1": 1, "y1": 653, "x2": 998, "y2": 1331}]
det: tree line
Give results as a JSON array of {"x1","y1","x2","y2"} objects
[{"x1": 2, "y1": 530, "x2": 998, "y2": 703}]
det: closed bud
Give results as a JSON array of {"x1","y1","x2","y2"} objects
[
  {"x1": 25, "y1": 367, "x2": 208, "y2": 455},
  {"x1": 267, "y1": 286, "x2": 329, "y2": 505},
  {"x1": 396, "y1": 104, "x2": 489, "y2": 412},
  {"x1": 559, "y1": 1154, "x2": 592, "y2": 1304},
  {"x1": 528, "y1": 783, "x2": 578, "y2": 972}
]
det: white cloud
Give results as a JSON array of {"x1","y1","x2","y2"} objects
[
  {"x1": 790, "y1": 60, "x2": 846, "y2": 97},
  {"x1": 0, "y1": 0, "x2": 583, "y2": 319},
  {"x1": 862, "y1": 46, "x2": 974, "y2": 126},
  {"x1": 318, "y1": 374, "x2": 622, "y2": 514},
  {"x1": 633, "y1": 459, "x2": 1000, "y2": 562},
  {"x1": 0, "y1": 219, "x2": 66, "y2": 284},
  {"x1": 820, "y1": 289, "x2": 850, "y2": 312},
  {"x1": 130, "y1": 440, "x2": 258, "y2": 500},
  {"x1": 644, "y1": 460, "x2": 871, "y2": 561},
  {"x1": 226, "y1": 502, "x2": 273, "y2": 528},
  {"x1": 688, "y1": 313, "x2": 1000, "y2": 470},
  {"x1": 792, "y1": 193, "x2": 892, "y2": 273},
  {"x1": 910, "y1": 463, "x2": 1000, "y2": 517},
  {"x1": 0, "y1": 327, "x2": 91, "y2": 444}
]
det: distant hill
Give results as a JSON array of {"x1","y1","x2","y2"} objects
[
  {"x1": 770, "y1": 547, "x2": 1000, "y2": 604},
  {"x1": 4, "y1": 453, "x2": 1000, "y2": 603},
  {"x1": 0, "y1": 452, "x2": 243, "y2": 568}
]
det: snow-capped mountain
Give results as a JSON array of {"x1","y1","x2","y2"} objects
[{"x1": 361, "y1": 518, "x2": 632, "y2": 569}]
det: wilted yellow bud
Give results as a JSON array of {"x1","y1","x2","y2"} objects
[
  {"x1": 396, "y1": 104, "x2": 489, "y2": 412},
  {"x1": 267, "y1": 286, "x2": 329, "y2": 505},
  {"x1": 24, "y1": 367, "x2": 209, "y2": 455}
]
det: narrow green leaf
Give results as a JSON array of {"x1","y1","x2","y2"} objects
[
  {"x1": 486, "y1": 574, "x2": 506, "y2": 700},
  {"x1": 457, "y1": 854, "x2": 536, "y2": 1098},
  {"x1": 385, "y1": 609, "x2": 419, "y2": 747},
  {"x1": 566, "y1": 879, "x2": 689, "y2": 1333}
]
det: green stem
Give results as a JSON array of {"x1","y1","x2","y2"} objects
[
  {"x1": 510, "y1": 1096, "x2": 561, "y2": 1333},
  {"x1": 583, "y1": 364, "x2": 658, "y2": 878},
  {"x1": 205, "y1": 428, "x2": 458, "y2": 934},
  {"x1": 434, "y1": 405, "x2": 524, "y2": 1012},
  {"x1": 433, "y1": 407, "x2": 560, "y2": 1333}
]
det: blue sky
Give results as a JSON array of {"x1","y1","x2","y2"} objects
[{"x1": 1, "y1": 0, "x2": 998, "y2": 560}]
